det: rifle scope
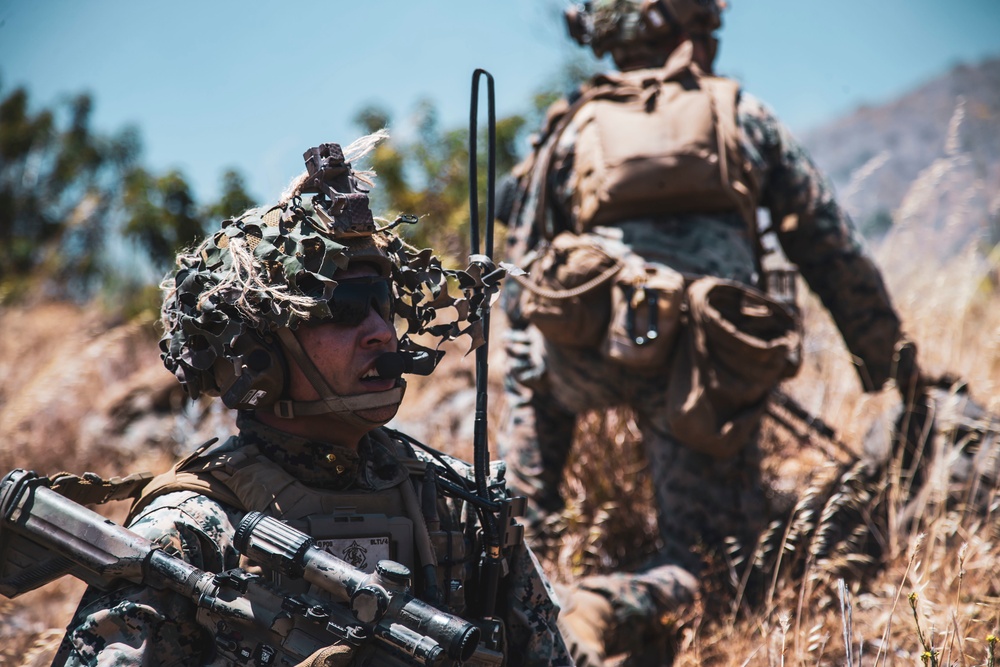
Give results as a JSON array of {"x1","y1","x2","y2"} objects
[{"x1": 236, "y1": 511, "x2": 480, "y2": 663}]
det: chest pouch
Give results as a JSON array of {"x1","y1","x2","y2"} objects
[
  {"x1": 602, "y1": 255, "x2": 686, "y2": 371},
  {"x1": 516, "y1": 231, "x2": 623, "y2": 348}
]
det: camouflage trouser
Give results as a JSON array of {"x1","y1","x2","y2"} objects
[
  {"x1": 500, "y1": 325, "x2": 771, "y2": 565},
  {"x1": 499, "y1": 324, "x2": 772, "y2": 663},
  {"x1": 553, "y1": 564, "x2": 700, "y2": 667},
  {"x1": 498, "y1": 219, "x2": 766, "y2": 662}
]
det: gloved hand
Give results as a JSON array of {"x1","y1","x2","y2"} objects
[
  {"x1": 554, "y1": 584, "x2": 612, "y2": 667},
  {"x1": 294, "y1": 643, "x2": 355, "y2": 667}
]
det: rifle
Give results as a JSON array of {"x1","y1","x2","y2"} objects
[{"x1": 0, "y1": 469, "x2": 491, "y2": 666}]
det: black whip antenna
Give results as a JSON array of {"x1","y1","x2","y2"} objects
[{"x1": 468, "y1": 68, "x2": 504, "y2": 620}]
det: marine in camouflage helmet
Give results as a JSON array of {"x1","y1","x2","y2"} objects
[
  {"x1": 565, "y1": 0, "x2": 724, "y2": 70},
  {"x1": 54, "y1": 133, "x2": 573, "y2": 667},
  {"x1": 498, "y1": 3, "x2": 925, "y2": 664}
]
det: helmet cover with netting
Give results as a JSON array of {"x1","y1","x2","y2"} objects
[
  {"x1": 568, "y1": 0, "x2": 723, "y2": 61},
  {"x1": 159, "y1": 134, "x2": 504, "y2": 408}
]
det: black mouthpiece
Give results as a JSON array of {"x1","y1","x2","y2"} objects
[
  {"x1": 375, "y1": 350, "x2": 440, "y2": 378},
  {"x1": 374, "y1": 352, "x2": 408, "y2": 379}
]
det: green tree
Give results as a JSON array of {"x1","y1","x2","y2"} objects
[
  {"x1": 353, "y1": 99, "x2": 527, "y2": 263},
  {"x1": 121, "y1": 168, "x2": 203, "y2": 267},
  {"x1": 350, "y1": 56, "x2": 598, "y2": 265},
  {"x1": 0, "y1": 82, "x2": 139, "y2": 297},
  {"x1": 0, "y1": 79, "x2": 257, "y2": 305},
  {"x1": 204, "y1": 169, "x2": 256, "y2": 224},
  {"x1": 121, "y1": 167, "x2": 255, "y2": 270}
]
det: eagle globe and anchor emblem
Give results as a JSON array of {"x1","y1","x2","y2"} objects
[{"x1": 340, "y1": 540, "x2": 369, "y2": 569}]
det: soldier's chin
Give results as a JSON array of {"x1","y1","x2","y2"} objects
[{"x1": 358, "y1": 403, "x2": 401, "y2": 426}]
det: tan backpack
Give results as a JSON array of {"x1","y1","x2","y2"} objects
[{"x1": 531, "y1": 40, "x2": 759, "y2": 237}]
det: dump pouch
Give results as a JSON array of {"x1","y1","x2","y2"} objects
[
  {"x1": 517, "y1": 231, "x2": 623, "y2": 348},
  {"x1": 666, "y1": 278, "x2": 802, "y2": 459},
  {"x1": 602, "y1": 255, "x2": 685, "y2": 371}
]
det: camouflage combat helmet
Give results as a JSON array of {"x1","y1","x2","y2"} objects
[
  {"x1": 565, "y1": 0, "x2": 723, "y2": 70},
  {"x1": 160, "y1": 134, "x2": 504, "y2": 427}
]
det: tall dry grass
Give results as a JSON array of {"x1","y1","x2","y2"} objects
[
  {"x1": 2, "y1": 176, "x2": 999, "y2": 664},
  {"x1": 0, "y1": 304, "x2": 232, "y2": 665},
  {"x1": 2, "y1": 245, "x2": 998, "y2": 665}
]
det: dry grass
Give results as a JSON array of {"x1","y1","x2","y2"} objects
[
  {"x1": 0, "y1": 304, "x2": 229, "y2": 666},
  {"x1": 529, "y1": 231, "x2": 1000, "y2": 667},
  {"x1": 2, "y1": 226, "x2": 1000, "y2": 666}
]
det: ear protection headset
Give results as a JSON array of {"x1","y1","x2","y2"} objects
[{"x1": 211, "y1": 330, "x2": 289, "y2": 411}]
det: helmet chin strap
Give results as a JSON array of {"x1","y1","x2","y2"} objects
[{"x1": 271, "y1": 328, "x2": 405, "y2": 429}]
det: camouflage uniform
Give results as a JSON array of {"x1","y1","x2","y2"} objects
[
  {"x1": 500, "y1": 78, "x2": 907, "y2": 648},
  {"x1": 55, "y1": 416, "x2": 573, "y2": 667}
]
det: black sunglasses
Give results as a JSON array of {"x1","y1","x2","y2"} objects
[{"x1": 326, "y1": 276, "x2": 394, "y2": 327}]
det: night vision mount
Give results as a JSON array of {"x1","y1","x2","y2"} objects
[{"x1": 300, "y1": 143, "x2": 377, "y2": 238}]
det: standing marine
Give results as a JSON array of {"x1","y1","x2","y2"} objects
[{"x1": 498, "y1": 1, "x2": 925, "y2": 664}]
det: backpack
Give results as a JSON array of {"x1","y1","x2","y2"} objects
[{"x1": 527, "y1": 40, "x2": 759, "y2": 238}]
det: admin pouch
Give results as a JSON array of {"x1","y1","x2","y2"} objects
[
  {"x1": 602, "y1": 254, "x2": 686, "y2": 370},
  {"x1": 516, "y1": 231, "x2": 623, "y2": 348},
  {"x1": 666, "y1": 277, "x2": 802, "y2": 459}
]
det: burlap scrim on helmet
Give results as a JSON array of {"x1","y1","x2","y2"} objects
[
  {"x1": 160, "y1": 200, "x2": 505, "y2": 401},
  {"x1": 580, "y1": 0, "x2": 723, "y2": 58}
]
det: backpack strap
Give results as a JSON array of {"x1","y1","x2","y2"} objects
[
  {"x1": 527, "y1": 84, "x2": 619, "y2": 241},
  {"x1": 701, "y1": 75, "x2": 764, "y2": 277},
  {"x1": 44, "y1": 438, "x2": 227, "y2": 507}
]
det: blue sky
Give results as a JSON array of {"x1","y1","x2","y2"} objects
[{"x1": 2, "y1": 0, "x2": 998, "y2": 204}]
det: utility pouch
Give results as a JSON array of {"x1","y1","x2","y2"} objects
[
  {"x1": 517, "y1": 231, "x2": 623, "y2": 348},
  {"x1": 602, "y1": 256, "x2": 685, "y2": 371},
  {"x1": 666, "y1": 278, "x2": 802, "y2": 459}
]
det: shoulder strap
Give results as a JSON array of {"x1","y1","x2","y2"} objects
[
  {"x1": 701, "y1": 76, "x2": 764, "y2": 275},
  {"x1": 45, "y1": 437, "x2": 225, "y2": 507},
  {"x1": 528, "y1": 82, "x2": 627, "y2": 241},
  {"x1": 127, "y1": 437, "x2": 245, "y2": 521}
]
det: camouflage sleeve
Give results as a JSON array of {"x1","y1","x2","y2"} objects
[
  {"x1": 502, "y1": 542, "x2": 575, "y2": 666},
  {"x1": 55, "y1": 491, "x2": 243, "y2": 667},
  {"x1": 739, "y1": 92, "x2": 905, "y2": 391}
]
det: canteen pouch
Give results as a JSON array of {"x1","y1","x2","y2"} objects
[
  {"x1": 666, "y1": 278, "x2": 802, "y2": 459},
  {"x1": 602, "y1": 255, "x2": 685, "y2": 371},
  {"x1": 518, "y1": 231, "x2": 623, "y2": 348}
]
